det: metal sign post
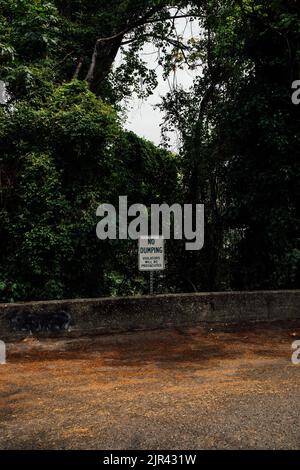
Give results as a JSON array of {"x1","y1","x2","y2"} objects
[
  {"x1": 149, "y1": 271, "x2": 154, "y2": 295},
  {"x1": 138, "y1": 236, "x2": 165, "y2": 295}
]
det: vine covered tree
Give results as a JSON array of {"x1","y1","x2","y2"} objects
[{"x1": 0, "y1": 0, "x2": 299, "y2": 301}]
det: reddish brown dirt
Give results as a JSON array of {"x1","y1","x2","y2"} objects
[{"x1": 1, "y1": 321, "x2": 300, "y2": 450}]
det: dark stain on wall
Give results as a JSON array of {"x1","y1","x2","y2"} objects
[{"x1": 5, "y1": 311, "x2": 72, "y2": 333}]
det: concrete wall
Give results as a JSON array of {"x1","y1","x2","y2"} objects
[{"x1": 0, "y1": 290, "x2": 299, "y2": 340}]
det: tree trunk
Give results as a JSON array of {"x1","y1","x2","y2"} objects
[{"x1": 86, "y1": 36, "x2": 124, "y2": 93}]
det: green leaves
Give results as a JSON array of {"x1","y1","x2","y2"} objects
[
  {"x1": 161, "y1": 0, "x2": 300, "y2": 291},
  {"x1": 0, "y1": 0, "x2": 298, "y2": 299},
  {"x1": 0, "y1": 79, "x2": 179, "y2": 301}
]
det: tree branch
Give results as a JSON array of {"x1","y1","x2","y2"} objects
[
  {"x1": 85, "y1": 5, "x2": 167, "y2": 90},
  {"x1": 85, "y1": 5, "x2": 204, "y2": 91},
  {"x1": 73, "y1": 57, "x2": 84, "y2": 79}
]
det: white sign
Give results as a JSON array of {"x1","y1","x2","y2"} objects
[{"x1": 138, "y1": 236, "x2": 165, "y2": 271}]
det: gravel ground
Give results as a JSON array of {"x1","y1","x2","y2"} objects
[{"x1": 0, "y1": 321, "x2": 300, "y2": 450}]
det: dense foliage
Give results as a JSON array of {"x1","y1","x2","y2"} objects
[
  {"x1": 161, "y1": 0, "x2": 300, "y2": 291},
  {"x1": 0, "y1": 81, "x2": 178, "y2": 301},
  {"x1": 0, "y1": 0, "x2": 299, "y2": 301}
]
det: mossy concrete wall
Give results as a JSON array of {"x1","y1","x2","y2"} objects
[{"x1": 0, "y1": 290, "x2": 299, "y2": 340}]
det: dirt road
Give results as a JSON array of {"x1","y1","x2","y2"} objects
[{"x1": 0, "y1": 321, "x2": 300, "y2": 450}]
